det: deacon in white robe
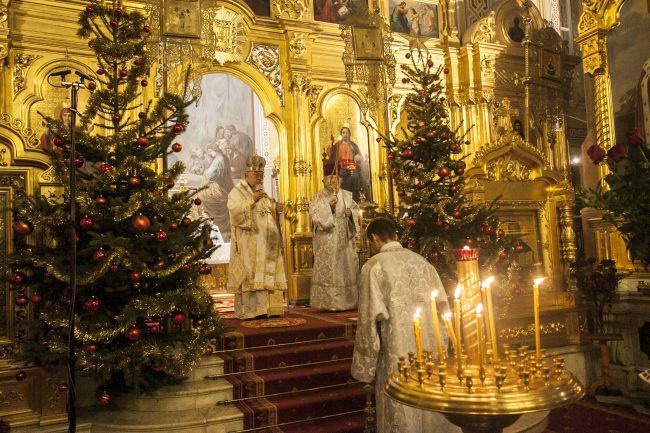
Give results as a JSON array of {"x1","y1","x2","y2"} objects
[
  {"x1": 227, "y1": 155, "x2": 287, "y2": 320},
  {"x1": 351, "y1": 217, "x2": 461, "y2": 433},
  {"x1": 309, "y1": 170, "x2": 359, "y2": 311}
]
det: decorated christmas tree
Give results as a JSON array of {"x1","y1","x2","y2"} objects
[
  {"x1": 9, "y1": 0, "x2": 225, "y2": 397},
  {"x1": 381, "y1": 52, "x2": 518, "y2": 286}
]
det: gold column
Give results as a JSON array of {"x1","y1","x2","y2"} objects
[{"x1": 0, "y1": 0, "x2": 11, "y2": 112}]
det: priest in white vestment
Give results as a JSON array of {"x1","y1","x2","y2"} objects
[
  {"x1": 309, "y1": 163, "x2": 359, "y2": 311},
  {"x1": 227, "y1": 155, "x2": 287, "y2": 320},
  {"x1": 351, "y1": 217, "x2": 461, "y2": 433}
]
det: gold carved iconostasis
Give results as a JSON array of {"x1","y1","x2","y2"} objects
[{"x1": 0, "y1": 0, "x2": 584, "y2": 425}]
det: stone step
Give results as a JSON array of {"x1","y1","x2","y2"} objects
[
  {"x1": 111, "y1": 378, "x2": 233, "y2": 412},
  {"x1": 185, "y1": 355, "x2": 225, "y2": 381},
  {"x1": 81, "y1": 405, "x2": 242, "y2": 433}
]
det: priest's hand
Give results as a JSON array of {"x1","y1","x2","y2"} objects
[
  {"x1": 276, "y1": 202, "x2": 284, "y2": 213},
  {"x1": 329, "y1": 196, "x2": 338, "y2": 208},
  {"x1": 253, "y1": 190, "x2": 265, "y2": 202},
  {"x1": 345, "y1": 208, "x2": 352, "y2": 217}
]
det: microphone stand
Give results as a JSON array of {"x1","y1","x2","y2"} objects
[{"x1": 52, "y1": 70, "x2": 87, "y2": 433}]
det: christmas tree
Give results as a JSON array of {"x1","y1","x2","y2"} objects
[
  {"x1": 381, "y1": 52, "x2": 517, "y2": 285},
  {"x1": 9, "y1": 0, "x2": 225, "y2": 397}
]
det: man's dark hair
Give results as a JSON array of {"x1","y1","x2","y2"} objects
[{"x1": 366, "y1": 217, "x2": 398, "y2": 241}]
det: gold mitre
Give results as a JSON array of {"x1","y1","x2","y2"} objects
[{"x1": 245, "y1": 155, "x2": 266, "y2": 172}]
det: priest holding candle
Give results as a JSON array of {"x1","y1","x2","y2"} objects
[{"x1": 352, "y1": 218, "x2": 461, "y2": 433}]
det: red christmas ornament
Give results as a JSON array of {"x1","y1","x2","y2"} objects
[
  {"x1": 437, "y1": 166, "x2": 450, "y2": 177},
  {"x1": 53, "y1": 136, "x2": 65, "y2": 147},
  {"x1": 30, "y1": 293, "x2": 42, "y2": 304},
  {"x1": 74, "y1": 156, "x2": 85, "y2": 168},
  {"x1": 148, "y1": 324, "x2": 159, "y2": 334},
  {"x1": 86, "y1": 343, "x2": 97, "y2": 352},
  {"x1": 499, "y1": 251, "x2": 508, "y2": 259},
  {"x1": 172, "y1": 312, "x2": 186, "y2": 325},
  {"x1": 133, "y1": 59, "x2": 142, "y2": 66},
  {"x1": 455, "y1": 168, "x2": 465, "y2": 175},
  {"x1": 9, "y1": 272, "x2": 24, "y2": 284},
  {"x1": 128, "y1": 177, "x2": 141, "y2": 187},
  {"x1": 119, "y1": 69, "x2": 128, "y2": 78},
  {"x1": 172, "y1": 124, "x2": 184, "y2": 134},
  {"x1": 426, "y1": 131, "x2": 435, "y2": 139},
  {"x1": 397, "y1": 189, "x2": 406, "y2": 197},
  {"x1": 131, "y1": 215, "x2": 151, "y2": 232},
  {"x1": 15, "y1": 295, "x2": 29, "y2": 306},
  {"x1": 449, "y1": 185, "x2": 458, "y2": 193},
  {"x1": 15, "y1": 371, "x2": 27, "y2": 381},
  {"x1": 155, "y1": 231, "x2": 167, "y2": 242},
  {"x1": 96, "y1": 68, "x2": 105, "y2": 75},
  {"x1": 182, "y1": 217, "x2": 192, "y2": 226},
  {"x1": 427, "y1": 59, "x2": 434, "y2": 67},
  {"x1": 109, "y1": 19, "x2": 118, "y2": 28},
  {"x1": 87, "y1": 81, "x2": 97, "y2": 91},
  {"x1": 449, "y1": 143, "x2": 459, "y2": 152},
  {"x1": 79, "y1": 217, "x2": 93, "y2": 230},
  {"x1": 92, "y1": 249, "x2": 106, "y2": 262},
  {"x1": 194, "y1": 198, "x2": 202, "y2": 206},
  {"x1": 170, "y1": 223, "x2": 179, "y2": 230},
  {"x1": 83, "y1": 298, "x2": 101, "y2": 312},
  {"x1": 443, "y1": 67, "x2": 450, "y2": 74},
  {"x1": 428, "y1": 251, "x2": 439, "y2": 261},
  {"x1": 138, "y1": 136, "x2": 149, "y2": 146},
  {"x1": 138, "y1": 112, "x2": 146, "y2": 119},
  {"x1": 204, "y1": 346, "x2": 213, "y2": 354},
  {"x1": 407, "y1": 218, "x2": 417, "y2": 227},
  {"x1": 57, "y1": 383, "x2": 68, "y2": 393},
  {"x1": 98, "y1": 163, "x2": 113, "y2": 173},
  {"x1": 199, "y1": 265, "x2": 212, "y2": 275},
  {"x1": 451, "y1": 210, "x2": 462, "y2": 219},
  {"x1": 98, "y1": 391, "x2": 111, "y2": 406},
  {"x1": 376, "y1": 137, "x2": 382, "y2": 143},
  {"x1": 456, "y1": 161, "x2": 466, "y2": 170},
  {"x1": 182, "y1": 263, "x2": 191, "y2": 272},
  {"x1": 171, "y1": 142, "x2": 183, "y2": 152},
  {"x1": 127, "y1": 327, "x2": 141, "y2": 341},
  {"x1": 143, "y1": 24, "x2": 151, "y2": 33},
  {"x1": 497, "y1": 229, "x2": 505, "y2": 238},
  {"x1": 515, "y1": 244, "x2": 525, "y2": 252},
  {"x1": 405, "y1": 53, "x2": 411, "y2": 59},
  {"x1": 109, "y1": 263, "x2": 119, "y2": 272},
  {"x1": 88, "y1": 39, "x2": 94, "y2": 48},
  {"x1": 95, "y1": 196, "x2": 107, "y2": 205},
  {"x1": 141, "y1": 79, "x2": 148, "y2": 87},
  {"x1": 166, "y1": 182, "x2": 175, "y2": 189},
  {"x1": 13, "y1": 220, "x2": 34, "y2": 236},
  {"x1": 85, "y1": 5, "x2": 94, "y2": 13},
  {"x1": 402, "y1": 148, "x2": 414, "y2": 158},
  {"x1": 130, "y1": 272, "x2": 141, "y2": 282},
  {"x1": 112, "y1": 114, "x2": 121, "y2": 122}
]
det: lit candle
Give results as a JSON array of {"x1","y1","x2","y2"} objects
[
  {"x1": 442, "y1": 311, "x2": 458, "y2": 355},
  {"x1": 413, "y1": 307, "x2": 423, "y2": 363},
  {"x1": 476, "y1": 304, "x2": 485, "y2": 372},
  {"x1": 533, "y1": 277, "x2": 545, "y2": 359},
  {"x1": 481, "y1": 276, "x2": 498, "y2": 361},
  {"x1": 431, "y1": 291, "x2": 444, "y2": 362}
]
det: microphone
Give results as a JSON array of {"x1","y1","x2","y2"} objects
[
  {"x1": 49, "y1": 69, "x2": 71, "y2": 80},
  {"x1": 75, "y1": 71, "x2": 92, "y2": 83}
]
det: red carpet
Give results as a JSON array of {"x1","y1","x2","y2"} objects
[
  {"x1": 216, "y1": 307, "x2": 367, "y2": 433},
  {"x1": 545, "y1": 397, "x2": 650, "y2": 433}
]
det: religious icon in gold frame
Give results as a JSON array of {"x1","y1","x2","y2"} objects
[
  {"x1": 163, "y1": 0, "x2": 201, "y2": 39},
  {"x1": 388, "y1": 0, "x2": 439, "y2": 38}
]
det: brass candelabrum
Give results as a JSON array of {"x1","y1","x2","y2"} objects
[{"x1": 385, "y1": 248, "x2": 584, "y2": 433}]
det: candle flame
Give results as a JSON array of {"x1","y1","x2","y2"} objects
[
  {"x1": 413, "y1": 307, "x2": 421, "y2": 320},
  {"x1": 444, "y1": 311, "x2": 452, "y2": 320},
  {"x1": 482, "y1": 276, "x2": 495, "y2": 288},
  {"x1": 454, "y1": 284, "x2": 461, "y2": 299},
  {"x1": 476, "y1": 304, "x2": 483, "y2": 314},
  {"x1": 431, "y1": 290, "x2": 439, "y2": 299},
  {"x1": 533, "y1": 277, "x2": 545, "y2": 286},
  {"x1": 463, "y1": 245, "x2": 470, "y2": 250}
]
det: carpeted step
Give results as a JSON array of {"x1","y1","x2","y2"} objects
[
  {"x1": 279, "y1": 410, "x2": 367, "y2": 433},
  {"x1": 237, "y1": 382, "x2": 366, "y2": 428},
  {"x1": 221, "y1": 339, "x2": 354, "y2": 374},
  {"x1": 217, "y1": 312, "x2": 355, "y2": 351},
  {"x1": 228, "y1": 358, "x2": 356, "y2": 399}
]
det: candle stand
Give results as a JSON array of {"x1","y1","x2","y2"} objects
[{"x1": 386, "y1": 248, "x2": 584, "y2": 433}]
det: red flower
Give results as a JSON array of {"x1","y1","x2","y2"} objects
[
  {"x1": 587, "y1": 144, "x2": 606, "y2": 164},
  {"x1": 627, "y1": 128, "x2": 646, "y2": 147},
  {"x1": 606, "y1": 143, "x2": 627, "y2": 163}
]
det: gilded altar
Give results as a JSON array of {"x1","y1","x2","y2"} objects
[{"x1": 0, "y1": 0, "x2": 588, "y2": 426}]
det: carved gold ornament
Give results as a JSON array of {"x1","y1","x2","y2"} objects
[
  {"x1": 486, "y1": 155, "x2": 532, "y2": 181},
  {"x1": 13, "y1": 53, "x2": 39, "y2": 97},
  {"x1": 201, "y1": 7, "x2": 245, "y2": 65},
  {"x1": 272, "y1": 0, "x2": 308, "y2": 20},
  {"x1": 289, "y1": 33, "x2": 307, "y2": 58},
  {"x1": 247, "y1": 44, "x2": 284, "y2": 105}
]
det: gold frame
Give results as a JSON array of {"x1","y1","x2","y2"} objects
[{"x1": 163, "y1": 0, "x2": 202, "y2": 39}]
